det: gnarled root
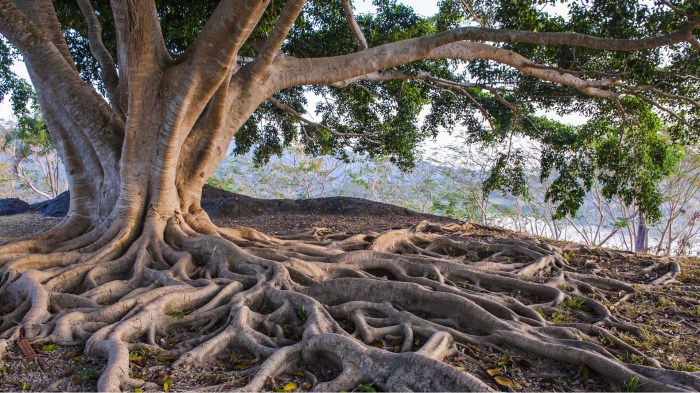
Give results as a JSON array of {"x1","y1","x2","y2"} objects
[{"x1": 0, "y1": 218, "x2": 696, "y2": 392}]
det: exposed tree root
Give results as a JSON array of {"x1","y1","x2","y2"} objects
[{"x1": 0, "y1": 218, "x2": 697, "y2": 392}]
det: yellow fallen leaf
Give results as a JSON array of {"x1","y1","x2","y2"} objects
[
  {"x1": 487, "y1": 368, "x2": 502, "y2": 376},
  {"x1": 134, "y1": 389, "x2": 142, "y2": 393},
  {"x1": 494, "y1": 376, "x2": 515, "y2": 387},
  {"x1": 283, "y1": 382, "x2": 297, "y2": 392},
  {"x1": 454, "y1": 366, "x2": 465, "y2": 371}
]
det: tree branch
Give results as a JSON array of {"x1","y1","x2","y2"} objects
[
  {"x1": 274, "y1": 17, "x2": 699, "y2": 91},
  {"x1": 76, "y1": 0, "x2": 123, "y2": 117},
  {"x1": 341, "y1": 0, "x2": 368, "y2": 50},
  {"x1": 254, "y1": 0, "x2": 306, "y2": 69},
  {"x1": 177, "y1": 0, "x2": 270, "y2": 99},
  {"x1": 13, "y1": 0, "x2": 76, "y2": 70},
  {"x1": 110, "y1": 0, "x2": 169, "y2": 87},
  {"x1": 268, "y1": 96, "x2": 379, "y2": 143},
  {"x1": 0, "y1": 0, "x2": 124, "y2": 169},
  {"x1": 459, "y1": 0, "x2": 485, "y2": 27},
  {"x1": 280, "y1": 41, "x2": 619, "y2": 99}
]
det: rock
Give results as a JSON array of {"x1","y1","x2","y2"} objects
[
  {"x1": 0, "y1": 198, "x2": 30, "y2": 216},
  {"x1": 30, "y1": 191, "x2": 69, "y2": 217},
  {"x1": 9, "y1": 185, "x2": 432, "y2": 220}
]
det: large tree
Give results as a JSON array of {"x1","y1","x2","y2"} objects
[{"x1": 1, "y1": 0, "x2": 700, "y2": 391}]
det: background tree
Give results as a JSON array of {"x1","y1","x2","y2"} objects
[
  {"x1": 1, "y1": 92, "x2": 66, "y2": 200},
  {"x1": 1, "y1": 0, "x2": 700, "y2": 391}
]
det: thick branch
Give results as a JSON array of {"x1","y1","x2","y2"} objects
[
  {"x1": 280, "y1": 41, "x2": 617, "y2": 99},
  {"x1": 274, "y1": 19, "x2": 699, "y2": 91},
  {"x1": 176, "y1": 0, "x2": 270, "y2": 101},
  {"x1": 0, "y1": 0, "x2": 124, "y2": 167},
  {"x1": 13, "y1": 0, "x2": 76, "y2": 70},
  {"x1": 254, "y1": 0, "x2": 306, "y2": 68},
  {"x1": 110, "y1": 0, "x2": 169, "y2": 89},
  {"x1": 76, "y1": 0, "x2": 123, "y2": 117},
  {"x1": 341, "y1": 0, "x2": 368, "y2": 50}
]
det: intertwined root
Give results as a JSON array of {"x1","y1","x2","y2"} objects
[{"x1": 0, "y1": 218, "x2": 698, "y2": 392}]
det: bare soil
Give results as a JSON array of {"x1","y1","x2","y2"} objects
[{"x1": 1, "y1": 206, "x2": 699, "y2": 392}]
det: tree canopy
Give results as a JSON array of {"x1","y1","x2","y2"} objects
[{"x1": 2, "y1": 0, "x2": 699, "y2": 220}]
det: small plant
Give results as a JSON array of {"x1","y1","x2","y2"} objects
[
  {"x1": 41, "y1": 343, "x2": 58, "y2": 352},
  {"x1": 356, "y1": 383, "x2": 377, "y2": 392},
  {"x1": 691, "y1": 305, "x2": 700, "y2": 318},
  {"x1": 560, "y1": 283, "x2": 574, "y2": 292},
  {"x1": 623, "y1": 375, "x2": 640, "y2": 392},
  {"x1": 598, "y1": 336, "x2": 615, "y2": 347},
  {"x1": 165, "y1": 309, "x2": 188, "y2": 319},
  {"x1": 80, "y1": 368, "x2": 101, "y2": 380},
  {"x1": 562, "y1": 251, "x2": 575, "y2": 261},
  {"x1": 563, "y1": 297, "x2": 585, "y2": 310},
  {"x1": 617, "y1": 353, "x2": 644, "y2": 365},
  {"x1": 668, "y1": 358, "x2": 700, "y2": 372},
  {"x1": 549, "y1": 309, "x2": 570, "y2": 324},
  {"x1": 295, "y1": 307, "x2": 308, "y2": 321}
]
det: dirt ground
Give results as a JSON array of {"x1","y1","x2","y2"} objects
[{"x1": 1, "y1": 211, "x2": 699, "y2": 392}]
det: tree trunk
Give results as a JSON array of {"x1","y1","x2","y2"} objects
[{"x1": 635, "y1": 214, "x2": 649, "y2": 253}]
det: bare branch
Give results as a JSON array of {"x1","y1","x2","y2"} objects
[
  {"x1": 630, "y1": 92, "x2": 696, "y2": 129},
  {"x1": 280, "y1": 41, "x2": 619, "y2": 99},
  {"x1": 255, "y1": 0, "x2": 306, "y2": 68},
  {"x1": 110, "y1": 0, "x2": 169, "y2": 86},
  {"x1": 173, "y1": 0, "x2": 270, "y2": 115},
  {"x1": 13, "y1": 0, "x2": 76, "y2": 70},
  {"x1": 688, "y1": 35, "x2": 700, "y2": 51},
  {"x1": 459, "y1": 0, "x2": 485, "y2": 27},
  {"x1": 268, "y1": 96, "x2": 380, "y2": 144},
  {"x1": 341, "y1": 0, "x2": 368, "y2": 50},
  {"x1": 616, "y1": 83, "x2": 700, "y2": 110},
  {"x1": 274, "y1": 17, "x2": 699, "y2": 91},
  {"x1": 76, "y1": 0, "x2": 123, "y2": 117}
]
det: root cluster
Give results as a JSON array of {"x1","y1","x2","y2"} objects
[{"x1": 0, "y1": 217, "x2": 698, "y2": 392}]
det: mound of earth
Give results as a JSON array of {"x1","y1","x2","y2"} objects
[
  {"x1": 29, "y1": 191, "x2": 70, "y2": 218},
  {"x1": 200, "y1": 185, "x2": 439, "y2": 218},
  {"x1": 0, "y1": 198, "x2": 29, "y2": 216},
  {"x1": 1, "y1": 185, "x2": 442, "y2": 222}
]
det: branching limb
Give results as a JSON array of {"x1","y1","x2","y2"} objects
[
  {"x1": 253, "y1": 0, "x2": 306, "y2": 70},
  {"x1": 76, "y1": 0, "x2": 123, "y2": 118},
  {"x1": 268, "y1": 96, "x2": 380, "y2": 144},
  {"x1": 341, "y1": 0, "x2": 368, "y2": 50}
]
